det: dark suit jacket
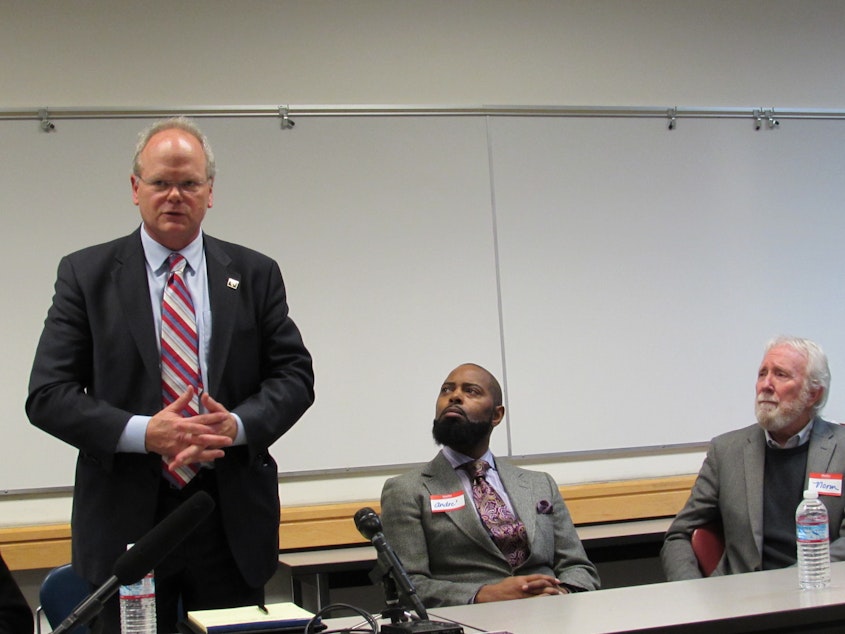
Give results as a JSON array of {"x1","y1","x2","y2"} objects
[
  {"x1": 0, "y1": 552, "x2": 32, "y2": 634},
  {"x1": 380, "y1": 451, "x2": 600, "y2": 607},
  {"x1": 26, "y1": 228, "x2": 314, "y2": 587},
  {"x1": 661, "y1": 418, "x2": 845, "y2": 580}
]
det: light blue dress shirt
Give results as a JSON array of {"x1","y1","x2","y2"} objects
[
  {"x1": 765, "y1": 418, "x2": 814, "y2": 449},
  {"x1": 441, "y1": 445, "x2": 518, "y2": 516},
  {"x1": 116, "y1": 225, "x2": 245, "y2": 453}
]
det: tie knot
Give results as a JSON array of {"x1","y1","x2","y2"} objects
[
  {"x1": 168, "y1": 253, "x2": 187, "y2": 274},
  {"x1": 463, "y1": 459, "x2": 491, "y2": 480}
]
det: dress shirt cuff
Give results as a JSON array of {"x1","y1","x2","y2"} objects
[
  {"x1": 115, "y1": 414, "x2": 245, "y2": 453},
  {"x1": 232, "y1": 413, "x2": 246, "y2": 445},
  {"x1": 117, "y1": 415, "x2": 151, "y2": 453}
]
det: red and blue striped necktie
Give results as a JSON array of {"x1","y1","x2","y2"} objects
[{"x1": 161, "y1": 253, "x2": 202, "y2": 487}]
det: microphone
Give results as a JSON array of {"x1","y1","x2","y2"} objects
[
  {"x1": 354, "y1": 507, "x2": 427, "y2": 621},
  {"x1": 114, "y1": 490, "x2": 215, "y2": 584},
  {"x1": 354, "y1": 508, "x2": 463, "y2": 633},
  {"x1": 51, "y1": 491, "x2": 215, "y2": 634}
]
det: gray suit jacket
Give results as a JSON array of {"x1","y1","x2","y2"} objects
[
  {"x1": 380, "y1": 451, "x2": 600, "y2": 607},
  {"x1": 661, "y1": 418, "x2": 845, "y2": 580}
]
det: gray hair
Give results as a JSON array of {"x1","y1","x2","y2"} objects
[
  {"x1": 765, "y1": 335, "x2": 831, "y2": 413},
  {"x1": 132, "y1": 116, "x2": 216, "y2": 179}
]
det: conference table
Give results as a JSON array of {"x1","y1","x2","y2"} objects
[
  {"x1": 322, "y1": 561, "x2": 845, "y2": 633},
  {"x1": 280, "y1": 518, "x2": 672, "y2": 610}
]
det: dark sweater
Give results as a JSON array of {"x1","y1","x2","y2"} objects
[{"x1": 762, "y1": 442, "x2": 809, "y2": 570}]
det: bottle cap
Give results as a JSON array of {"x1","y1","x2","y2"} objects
[{"x1": 804, "y1": 489, "x2": 819, "y2": 499}]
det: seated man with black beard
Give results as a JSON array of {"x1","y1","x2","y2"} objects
[
  {"x1": 379, "y1": 363, "x2": 599, "y2": 607},
  {"x1": 662, "y1": 336, "x2": 845, "y2": 580}
]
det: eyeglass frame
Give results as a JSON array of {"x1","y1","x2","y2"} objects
[{"x1": 134, "y1": 175, "x2": 212, "y2": 194}]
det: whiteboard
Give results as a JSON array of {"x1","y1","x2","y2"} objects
[
  {"x1": 0, "y1": 115, "x2": 504, "y2": 492},
  {"x1": 2, "y1": 112, "x2": 845, "y2": 492},
  {"x1": 491, "y1": 116, "x2": 845, "y2": 455}
]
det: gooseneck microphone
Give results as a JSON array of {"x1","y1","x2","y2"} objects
[
  {"x1": 354, "y1": 507, "x2": 463, "y2": 634},
  {"x1": 354, "y1": 507, "x2": 428, "y2": 621},
  {"x1": 51, "y1": 491, "x2": 215, "y2": 634}
]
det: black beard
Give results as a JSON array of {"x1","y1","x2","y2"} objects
[{"x1": 432, "y1": 415, "x2": 494, "y2": 453}]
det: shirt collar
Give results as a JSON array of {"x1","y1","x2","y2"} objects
[
  {"x1": 441, "y1": 445, "x2": 496, "y2": 471},
  {"x1": 765, "y1": 417, "x2": 815, "y2": 449},
  {"x1": 140, "y1": 224, "x2": 204, "y2": 274}
]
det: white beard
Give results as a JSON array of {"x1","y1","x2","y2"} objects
[{"x1": 755, "y1": 386, "x2": 814, "y2": 435}]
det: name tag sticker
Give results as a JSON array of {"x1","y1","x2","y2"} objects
[
  {"x1": 430, "y1": 491, "x2": 466, "y2": 513},
  {"x1": 808, "y1": 473, "x2": 843, "y2": 496}
]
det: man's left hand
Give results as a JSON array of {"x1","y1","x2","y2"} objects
[{"x1": 168, "y1": 392, "x2": 237, "y2": 469}]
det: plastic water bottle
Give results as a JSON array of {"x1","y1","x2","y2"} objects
[
  {"x1": 119, "y1": 565, "x2": 156, "y2": 633},
  {"x1": 796, "y1": 489, "x2": 831, "y2": 590}
]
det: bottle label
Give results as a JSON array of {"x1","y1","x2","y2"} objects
[
  {"x1": 797, "y1": 523, "x2": 828, "y2": 542},
  {"x1": 120, "y1": 574, "x2": 155, "y2": 599}
]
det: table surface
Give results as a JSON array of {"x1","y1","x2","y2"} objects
[
  {"x1": 318, "y1": 562, "x2": 845, "y2": 634},
  {"x1": 423, "y1": 561, "x2": 845, "y2": 634}
]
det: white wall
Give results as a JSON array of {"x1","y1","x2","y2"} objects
[
  {"x1": 2, "y1": 0, "x2": 844, "y2": 528},
  {"x1": 2, "y1": 0, "x2": 844, "y2": 108}
]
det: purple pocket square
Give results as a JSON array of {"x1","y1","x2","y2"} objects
[{"x1": 536, "y1": 500, "x2": 553, "y2": 514}]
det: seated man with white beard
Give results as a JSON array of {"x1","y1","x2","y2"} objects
[{"x1": 661, "y1": 336, "x2": 845, "y2": 580}]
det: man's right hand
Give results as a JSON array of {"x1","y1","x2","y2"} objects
[
  {"x1": 144, "y1": 388, "x2": 232, "y2": 462},
  {"x1": 474, "y1": 574, "x2": 565, "y2": 602}
]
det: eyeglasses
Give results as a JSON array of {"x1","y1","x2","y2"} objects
[{"x1": 135, "y1": 176, "x2": 211, "y2": 194}]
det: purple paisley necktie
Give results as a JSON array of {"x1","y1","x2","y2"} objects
[{"x1": 462, "y1": 459, "x2": 529, "y2": 568}]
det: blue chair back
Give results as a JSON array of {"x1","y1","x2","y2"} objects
[{"x1": 38, "y1": 564, "x2": 91, "y2": 634}]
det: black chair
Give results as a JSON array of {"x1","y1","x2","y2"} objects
[{"x1": 36, "y1": 564, "x2": 90, "y2": 634}]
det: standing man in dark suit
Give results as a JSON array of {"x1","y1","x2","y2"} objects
[
  {"x1": 662, "y1": 336, "x2": 845, "y2": 580},
  {"x1": 26, "y1": 117, "x2": 314, "y2": 632},
  {"x1": 380, "y1": 363, "x2": 599, "y2": 608}
]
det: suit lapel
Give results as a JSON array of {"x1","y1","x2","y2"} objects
[
  {"x1": 114, "y1": 231, "x2": 159, "y2": 382},
  {"x1": 807, "y1": 418, "x2": 836, "y2": 477},
  {"x1": 742, "y1": 426, "x2": 766, "y2": 556},
  {"x1": 203, "y1": 236, "x2": 238, "y2": 396},
  {"x1": 497, "y1": 460, "x2": 536, "y2": 544},
  {"x1": 422, "y1": 452, "x2": 504, "y2": 560}
]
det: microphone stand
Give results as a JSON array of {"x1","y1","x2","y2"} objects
[
  {"x1": 376, "y1": 553, "x2": 463, "y2": 634},
  {"x1": 379, "y1": 573, "x2": 413, "y2": 625},
  {"x1": 353, "y1": 508, "x2": 462, "y2": 633},
  {"x1": 50, "y1": 576, "x2": 117, "y2": 634}
]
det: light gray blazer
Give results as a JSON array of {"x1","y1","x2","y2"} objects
[
  {"x1": 380, "y1": 451, "x2": 600, "y2": 607},
  {"x1": 661, "y1": 418, "x2": 845, "y2": 580}
]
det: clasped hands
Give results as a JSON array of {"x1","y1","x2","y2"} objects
[
  {"x1": 145, "y1": 388, "x2": 235, "y2": 470},
  {"x1": 475, "y1": 574, "x2": 568, "y2": 603}
]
